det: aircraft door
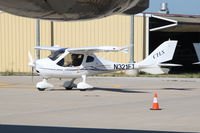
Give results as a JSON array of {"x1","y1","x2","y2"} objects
[{"x1": 57, "y1": 53, "x2": 84, "y2": 67}]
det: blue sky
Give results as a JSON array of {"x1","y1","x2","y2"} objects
[{"x1": 145, "y1": 0, "x2": 200, "y2": 15}]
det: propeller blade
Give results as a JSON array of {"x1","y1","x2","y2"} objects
[
  {"x1": 28, "y1": 51, "x2": 36, "y2": 82},
  {"x1": 31, "y1": 67, "x2": 34, "y2": 82},
  {"x1": 28, "y1": 51, "x2": 35, "y2": 67}
]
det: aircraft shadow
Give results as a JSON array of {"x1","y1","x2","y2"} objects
[
  {"x1": 88, "y1": 87, "x2": 148, "y2": 93},
  {"x1": 47, "y1": 87, "x2": 193, "y2": 93},
  {"x1": 0, "y1": 125, "x2": 195, "y2": 133},
  {"x1": 48, "y1": 87, "x2": 148, "y2": 93},
  {"x1": 160, "y1": 88, "x2": 195, "y2": 91}
]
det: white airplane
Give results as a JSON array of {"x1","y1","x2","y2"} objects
[{"x1": 28, "y1": 40, "x2": 179, "y2": 91}]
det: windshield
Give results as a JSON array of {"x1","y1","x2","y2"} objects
[{"x1": 48, "y1": 48, "x2": 67, "y2": 61}]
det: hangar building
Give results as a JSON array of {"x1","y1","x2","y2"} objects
[
  {"x1": 0, "y1": 12, "x2": 199, "y2": 73},
  {"x1": 140, "y1": 13, "x2": 200, "y2": 73}
]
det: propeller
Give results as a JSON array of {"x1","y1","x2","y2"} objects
[
  {"x1": 28, "y1": 51, "x2": 36, "y2": 82},
  {"x1": 28, "y1": 51, "x2": 35, "y2": 67},
  {"x1": 31, "y1": 66, "x2": 34, "y2": 82}
]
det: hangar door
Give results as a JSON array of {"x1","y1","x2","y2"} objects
[{"x1": 149, "y1": 15, "x2": 200, "y2": 73}]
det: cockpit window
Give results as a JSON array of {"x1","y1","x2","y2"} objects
[
  {"x1": 86, "y1": 56, "x2": 94, "y2": 63},
  {"x1": 48, "y1": 48, "x2": 67, "y2": 61},
  {"x1": 57, "y1": 53, "x2": 84, "y2": 67}
]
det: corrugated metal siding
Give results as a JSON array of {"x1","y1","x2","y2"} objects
[
  {"x1": 0, "y1": 13, "x2": 133, "y2": 72},
  {"x1": 134, "y1": 15, "x2": 146, "y2": 62},
  {"x1": 53, "y1": 15, "x2": 131, "y2": 63},
  {"x1": 0, "y1": 13, "x2": 36, "y2": 72}
]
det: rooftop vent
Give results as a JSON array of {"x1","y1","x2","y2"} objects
[{"x1": 159, "y1": 2, "x2": 169, "y2": 14}]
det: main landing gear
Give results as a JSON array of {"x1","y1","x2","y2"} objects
[
  {"x1": 63, "y1": 78, "x2": 76, "y2": 90},
  {"x1": 36, "y1": 75, "x2": 93, "y2": 91},
  {"x1": 77, "y1": 75, "x2": 93, "y2": 91}
]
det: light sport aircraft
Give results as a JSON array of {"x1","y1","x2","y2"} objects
[
  {"x1": 0, "y1": 0, "x2": 149, "y2": 21},
  {"x1": 28, "y1": 40, "x2": 180, "y2": 91}
]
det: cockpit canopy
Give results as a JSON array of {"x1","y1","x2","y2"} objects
[{"x1": 48, "y1": 48, "x2": 84, "y2": 67}]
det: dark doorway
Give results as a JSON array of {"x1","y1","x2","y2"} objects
[{"x1": 149, "y1": 32, "x2": 200, "y2": 73}]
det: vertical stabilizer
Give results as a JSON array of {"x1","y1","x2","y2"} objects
[
  {"x1": 138, "y1": 40, "x2": 178, "y2": 66},
  {"x1": 135, "y1": 40, "x2": 178, "y2": 74}
]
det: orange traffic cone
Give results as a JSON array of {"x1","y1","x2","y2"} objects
[{"x1": 150, "y1": 93, "x2": 161, "y2": 110}]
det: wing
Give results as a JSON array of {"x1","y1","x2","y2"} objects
[
  {"x1": 35, "y1": 46, "x2": 61, "y2": 51},
  {"x1": 67, "y1": 46, "x2": 128, "y2": 54},
  {"x1": 34, "y1": 45, "x2": 128, "y2": 54}
]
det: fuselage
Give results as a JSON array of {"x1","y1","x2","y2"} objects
[
  {"x1": 0, "y1": 0, "x2": 149, "y2": 21},
  {"x1": 35, "y1": 54, "x2": 135, "y2": 79}
]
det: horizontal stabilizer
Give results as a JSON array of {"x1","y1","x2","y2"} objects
[
  {"x1": 138, "y1": 63, "x2": 182, "y2": 74},
  {"x1": 140, "y1": 67, "x2": 170, "y2": 75},
  {"x1": 158, "y1": 63, "x2": 182, "y2": 67}
]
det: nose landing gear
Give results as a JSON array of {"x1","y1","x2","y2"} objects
[{"x1": 36, "y1": 79, "x2": 53, "y2": 91}]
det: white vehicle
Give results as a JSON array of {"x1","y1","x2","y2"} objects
[{"x1": 29, "y1": 40, "x2": 179, "y2": 91}]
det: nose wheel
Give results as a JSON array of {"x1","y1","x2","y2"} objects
[
  {"x1": 37, "y1": 87, "x2": 46, "y2": 91},
  {"x1": 36, "y1": 79, "x2": 53, "y2": 91}
]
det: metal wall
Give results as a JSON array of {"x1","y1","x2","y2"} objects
[
  {"x1": 0, "y1": 13, "x2": 139, "y2": 72},
  {"x1": 53, "y1": 15, "x2": 131, "y2": 63},
  {"x1": 0, "y1": 13, "x2": 36, "y2": 72},
  {"x1": 134, "y1": 14, "x2": 146, "y2": 62}
]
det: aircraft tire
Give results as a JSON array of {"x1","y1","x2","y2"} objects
[
  {"x1": 37, "y1": 88, "x2": 46, "y2": 91},
  {"x1": 65, "y1": 87, "x2": 73, "y2": 90},
  {"x1": 80, "y1": 89, "x2": 87, "y2": 91}
]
